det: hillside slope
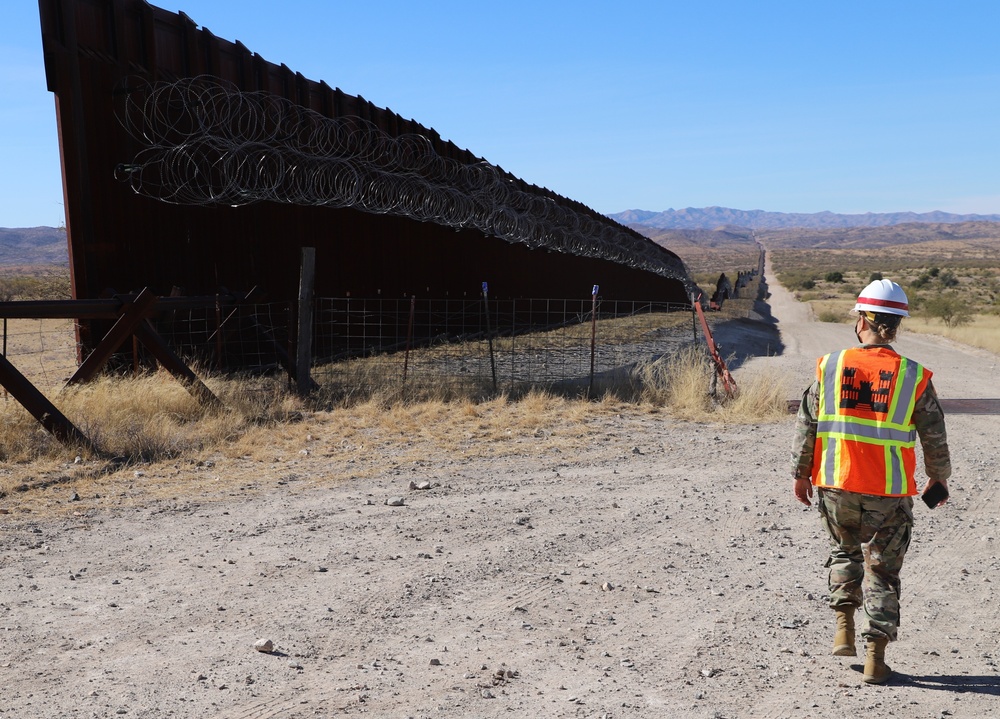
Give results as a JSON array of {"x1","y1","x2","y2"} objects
[{"x1": 0, "y1": 226, "x2": 68, "y2": 266}]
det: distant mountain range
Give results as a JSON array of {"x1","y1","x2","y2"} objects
[
  {"x1": 5, "y1": 210, "x2": 1000, "y2": 267},
  {"x1": 609, "y1": 207, "x2": 1000, "y2": 230},
  {"x1": 0, "y1": 226, "x2": 69, "y2": 266}
]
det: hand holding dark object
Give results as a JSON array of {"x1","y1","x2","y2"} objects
[
  {"x1": 921, "y1": 480, "x2": 949, "y2": 509},
  {"x1": 794, "y1": 477, "x2": 813, "y2": 507}
]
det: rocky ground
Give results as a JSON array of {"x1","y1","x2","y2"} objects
[{"x1": 2, "y1": 268, "x2": 999, "y2": 719}]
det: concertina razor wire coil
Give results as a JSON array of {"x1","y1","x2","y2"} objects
[{"x1": 113, "y1": 76, "x2": 689, "y2": 286}]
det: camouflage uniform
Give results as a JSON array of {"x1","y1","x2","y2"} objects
[{"x1": 791, "y1": 343, "x2": 951, "y2": 641}]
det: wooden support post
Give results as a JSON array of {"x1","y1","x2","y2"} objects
[
  {"x1": 0, "y1": 353, "x2": 91, "y2": 448},
  {"x1": 66, "y1": 287, "x2": 222, "y2": 408},
  {"x1": 296, "y1": 247, "x2": 316, "y2": 396},
  {"x1": 67, "y1": 288, "x2": 158, "y2": 385},
  {"x1": 134, "y1": 320, "x2": 222, "y2": 409}
]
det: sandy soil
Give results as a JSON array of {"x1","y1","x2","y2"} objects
[{"x1": 2, "y1": 264, "x2": 999, "y2": 719}]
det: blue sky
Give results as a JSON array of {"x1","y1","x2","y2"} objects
[{"x1": 2, "y1": 1, "x2": 1000, "y2": 227}]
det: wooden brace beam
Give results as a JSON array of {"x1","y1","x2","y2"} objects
[
  {"x1": 0, "y1": 353, "x2": 91, "y2": 448},
  {"x1": 66, "y1": 288, "x2": 221, "y2": 408}
]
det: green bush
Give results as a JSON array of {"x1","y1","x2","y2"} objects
[
  {"x1": 825, "y1": 271, "x2": 845, "y2": 283},
  {"x1": 801, "y1": 279, "x2": 816, "y2": 290},
  {"x1": 868, "y1": 272, "x2": 883, "y2": 282},
  {"x1": 938, "y1": 270, "x2": 959, "y2": 288},
  {"x1": 922, "y1": 294, "x2": 974, "y2": 328},
  {"x1": 910, "y1": 273, "x2": 931, "y2": 289}
]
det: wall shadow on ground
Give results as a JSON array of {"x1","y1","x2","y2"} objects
[{"x1": 709, "y1": 273, "x2": 785, "y2": 373}]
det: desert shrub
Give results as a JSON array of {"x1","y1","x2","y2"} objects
[
  {"x1": 818, "y1": 310, "x2": 842, "y2": 322},
  {"x1": 921, "y1": 294, "x2": 974, "y2": 328},
  {"x1": 910, "y1": 273, "x2": 931, "y2": 289},
  {"x1": 938, "y1": 269, "x2": 959, "y2": 288},
  {"x1": 775, "y1": 268, "x2": 818, "y2": 291},
  {"x1": 868, "y1": 272, "x2": 883, "y2": 282},
  {"x1": 801, "y1": 279, "x2": 816, "y2": 290},
  {"x1": 825, "y1": 271, "x2": 844, "y2": 283}
]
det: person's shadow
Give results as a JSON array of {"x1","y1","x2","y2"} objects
[{"x1": 852, "y1": 665, "x2": 1000, "y2": 694}]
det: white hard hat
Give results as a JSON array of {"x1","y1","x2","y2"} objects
[{"x1": 853, "y1": 279, "x2": 909, "y2": 317}]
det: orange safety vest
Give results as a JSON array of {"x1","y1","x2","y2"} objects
[{"x1": 812, "y1": 346, "x2": 930, "y2": 496}]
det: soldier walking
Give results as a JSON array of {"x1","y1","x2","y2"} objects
[{"x1": 791, "y1": 279, "x2": 951, "y2": 684}]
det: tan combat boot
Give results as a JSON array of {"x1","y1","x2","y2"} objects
[
  {"x1": 863, "y1": 636, "x2": 891, "y2": 684},
  {"x1": 832, "y1": 607, "x2": 856, "y2": 656}
]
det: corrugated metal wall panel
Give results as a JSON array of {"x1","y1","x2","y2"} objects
[{"x1": 38, "y1": 0, "x2": 693, "y2": 360}]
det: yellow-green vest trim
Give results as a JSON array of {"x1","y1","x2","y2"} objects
[{"x1": 813, "y1": 347, "x2": 927, "y2": 496}]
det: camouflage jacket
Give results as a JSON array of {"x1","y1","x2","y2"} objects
[{"x1": 790, "y1": 345, "x2": 952, "y2": 483}]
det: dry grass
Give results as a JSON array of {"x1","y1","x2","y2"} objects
[
  {"x1": 811, "y1": 299, "x2": 855, "y2": 323},
  {"x1": 636, "y1": 344, "x2": 789, "y2": 422},
  {"x1": 0, "y1": 388, "x2": 623, "y2": 515},
  {"x1": 1, "y1": 370, "x2": 306, "y2": 460},
  {"x1": 903, "y1": 314, "x2": 1000, "y2": 355},
  {"x1": 0, "y1": 338, "x2": 790, "y2": 509},
  {"x1": 0, "y1": 277, "x2": 787, "y2": 513},
  {"x1": 713, "y1": 365, "x2": 793, "y2": 423},
  {"x1": 638, "y1": 345, "x2": 713, "y2": 417}
]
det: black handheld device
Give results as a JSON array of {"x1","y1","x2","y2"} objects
[{"x1": 921, "y1": 482, "x2": 949, "y2": 509}]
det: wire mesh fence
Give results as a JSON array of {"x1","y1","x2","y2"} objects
[
  {"x1": 1, "y1": 297, "x2": 705, "y2": 401},
  {"x1": 311, "y1": 297, "x2": 698, "y2": 399},
  {"x1": 147, "y1": 300, "x2": 295, "y2": 376},
  {"x1": 0, "y1": 317, "x2": 80, "y2": 392}
]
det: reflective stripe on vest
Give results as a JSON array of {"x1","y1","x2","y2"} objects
[{"x1": 814, "y1": 348, "x2": 924, "y2": 496}]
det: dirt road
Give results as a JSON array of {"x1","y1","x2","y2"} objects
[{"x1": 2, "y1": 266, "x2": 999, "y2": 718}]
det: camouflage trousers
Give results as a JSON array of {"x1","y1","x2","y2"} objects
[{"x1": 817, "y1": 488, "x2": 914, "y2": 641}]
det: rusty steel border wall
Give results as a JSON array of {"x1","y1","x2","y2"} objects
[{"x1": 37, "y1": 0, "x2": 693, "y2": 363}]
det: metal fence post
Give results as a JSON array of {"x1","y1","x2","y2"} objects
[
  {"x1": 295, "y1": 247, "x2": 316, "y2": 396},
  {"x1": 589, "y1": 284, "x2": 599, "y2": 397},
  {"x1": 482, "y1": 282, "x2": 497, "y2": 393},
  {"x1": 403, "y1": 294, "x2": 415, "y2": 381},
  {"x1": 509, "y1": 297, "x2": 515, "y2": 394}
]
